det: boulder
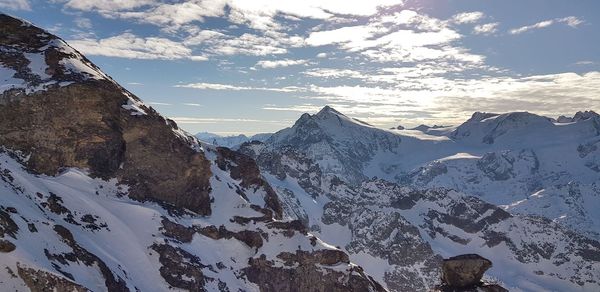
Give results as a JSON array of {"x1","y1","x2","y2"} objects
[
  {"x1": 0, "y1": 239, "x2": 16, "y2": 252},
  {"x1": 442, "y1": 254, "x2": 492, "y2": 288}
]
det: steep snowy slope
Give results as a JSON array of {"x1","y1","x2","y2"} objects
[
  {"x1": 0, "y1": 14, "x2": 384, "y2": 291},
  {"x1": 240, "y1": 143, "x2": 600, "y2": 291},
  {"x1": 266, "y1": 106, "x2": 405, "y2": 183}
]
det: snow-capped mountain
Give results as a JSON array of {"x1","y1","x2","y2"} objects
[
  {"x1": 0, "y1": 14, "x2": 384, "y2": 291},
  {"x1": 264, "y1": 106, "x2": 600, "y2": 239},
  {"x1": 196, "y1": 132, "x2": 272, "y2": 148},
  {"x1": 266, "y1": 106, "x2": 404, "y2": 183}
]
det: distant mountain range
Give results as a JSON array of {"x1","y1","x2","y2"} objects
[{"x1": 196, "y1": 132, "x2": 272, "y2": 148}]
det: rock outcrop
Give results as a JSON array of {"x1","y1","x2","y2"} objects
[
  {"x1": 434, "y1": 254, "x2": 507, "y2": 292},
  {"x1": 441, "y1": 254, "x2": 492, "y2": 287}
]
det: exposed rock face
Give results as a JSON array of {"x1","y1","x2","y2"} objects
[
  {"x1": 244, "y1": 252, "x2": 385, "y2": 292},
  {"x1": 0, "y1": 14, "x2": 212, "y2": 215},
  {"x1": 434, "y1": 254, "x2": 507, "y2": 292},
  {"x1": 17, "y1": 265, "x2": 88, "y2": 292},
  {"x1": 215, "y1": 146, "x2": 283, "y2": 218},
  {"x1": 441, "y1": 254, "x2": 492, "y2": 288},
  {"x1": 0, "y1": 238, "x2": 15, "y2": 252}
]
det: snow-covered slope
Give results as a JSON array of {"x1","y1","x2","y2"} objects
[
  {"x1": 196, "y1": 132, "x2": 272, "y2": 148},
  {"x1": 241, "y1": 143, "x2": 600, "y2": 291},
  {"x1": 0, "y1": 14, "x2": 384, "y2": 292}
]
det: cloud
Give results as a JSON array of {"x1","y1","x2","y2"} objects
[
  {"x1": 305, "y1": 10, "x2": 483, "y2": 64},
  {"x1": 297, "y1": 71, "x2": 600, "y2": 126},
  {"x1": 575, "y1": 61, "x2": 595, "y2": 66},
  {"x1": 148, "y1": 102, "x2": 171, "y2": 106},
  {"x1": 316, "y1": 52, "x2": 328, "y2": 58},
  {"x1": 174, "y1": 82, "x2": 303, "y2": 92},
  {"x1": 256, "y1": 59, "x2": 307, "y2": 68},
  {"x1": 68, "y1": 33, "x2": 207, "y2": 61},
  {"x1": 74, "y1": 17, "x2": 92, "y2": 29},
  {"x1": 62, "y1": 0, "x2": 153, "y2": 12},
  {"x1": 182, "y1": 103, "x2": 203, "y2": 107},
  {"x1": 451, "y1": 11, "x2": 485, "y2": 24},
  {"x1": 62, "y1": 0, "x2": 405, "y2": 32},
  {"x1": 185, "y1": 30, "x2": 302, "y2": 56},
  {"x1": 110, "y1": 1, "x2": 226, "y2": 29},
  {"x1": 509, "y1": 16, "x2": 583, "y2": 34},
  {"x1": 0, "y1": 0, "x2": 30, "y2": 10},
  {"x1": 303, "y1": 68, "x2": 364, "y2": 79},
  {"x1": 262, "y1": 104, "x2": 323, "y2": 113},
  {"x1": 473, "y1": 23, "x2": 499, "y2": 35}
]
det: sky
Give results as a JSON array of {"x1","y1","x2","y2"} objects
[{"x1": 2, "y1": 0, "x2": 600, "y2": 135}]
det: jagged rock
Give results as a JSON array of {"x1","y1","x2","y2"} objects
[
  {"x1": 151, "y1": 243, "x2": 210, "y2": 292},
  {"x1": 216, "y1": 147, "x2": 283, "y2": 218},
  {"x1": 0, "y1": 209, "x2": 19, "y2": 238},
  {"x1": 17, "y1": 265, "x2": 88, "y2": 292},
  {"x1": 160, "y1": 217, "x2": 195, "y2": 243},
  {"x1": 441, "y1": 254, "x2": 492, "y2": 288},
  {"x1": 0, "y1": 239, "x2": 16, "y2": 252},
  {"x1": 244, "y1": 253, "x2": 385, "y2": 292}
]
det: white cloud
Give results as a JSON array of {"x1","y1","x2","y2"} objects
[
  {"x1": 558, "y1": 16, "x2": 584, "y2": 27},
  {"x1": 305, "y1": 10, "x2": 483, "y2": 64},
  {"x1": 63, "y1": 0, "x2": 153, "y2": 11},
  {"x1": 509, "y1": 16, "x2": 583, "y2": 34},
  {"x1": 256, "y1": 59, "x2": 307, "y2": 68},
  {"x1": 473, "y1": 22, "x2": 499, "y2": 35},
  {"x1": 0, "y1": 0, "x2": 30, "y2": 10},
  {"x1": 112, "y1": 1, "x2": 226, "y2": 29},
  {"x1": 510, "y1": 20, "x2": 554, "y2": 34},
  {"x1": 148, "y1": 102, "x2": 171, "y2": 106},
  {"x1": 316, "y1": 52, "x2": 328, "y2": 58},
  {"x1": 74, "y1": 17, "x2": 92, "y2": 29},
  {"x1": 298, "y1": 71, "x2": 600, "y2": 126},
  {"x1": 186, "y1": 31, "x2": 303, "y2": 56},
  {"x1": 575, "y1": 61, "x2": 595, "y2": 66},
  {"x1": 63, "y1": 0, "x2": 405, "y2": 32},
  {"x1": 174, "y1": 82, "x2": 303, "y2": 92},
  {"x1": 303, "y1": 68, "x2": 364, "y2": 79},
  {"x1": 451, "y1": 11, "x2": 485, "y2": 24},
  {"x1": 182, "y1": 103, "x2": 203, "y2": 107},
  {"x1": 68, "y1": 33, "x2": 207, "y2": 61}
]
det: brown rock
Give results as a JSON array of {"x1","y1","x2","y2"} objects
[
  {"x1": 160, "y1": 217, "x2": 195, "y2": 243},
  {"x1": 442, "y1": 254, "x2": 492, "y2": 288},
  {"x1": 0, "y1": 239, "x2": 16, "y2": 252},
  {"x1": 244, "y1": 252, "x2": 385, "y2": 292},
  {"x1": 17, "y1": 265, "x2": 88, "y2": 292},
  {"x1": 216, "y1": 147, "x2": 283, "y2": 218},
  {"x1": 0, "y1": 14, "x2": 212, "y2": 216}
]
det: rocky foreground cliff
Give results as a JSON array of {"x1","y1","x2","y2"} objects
[{"x1": 0, "y1": 14, "x2": 385, "y2": 291}]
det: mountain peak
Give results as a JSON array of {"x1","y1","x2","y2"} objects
[
  {"x1": 315, "y1": 105, "x2": 345, "y2": 118},
  {"x1": 573, "y1": 110, "x2": 599, "y2": 121}
]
